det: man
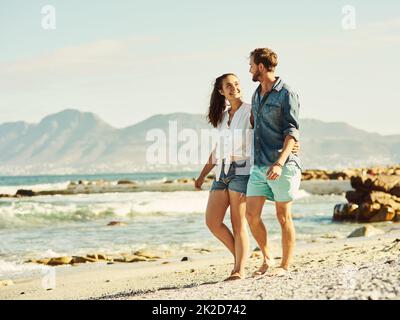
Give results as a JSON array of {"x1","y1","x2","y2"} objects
[{"x1": 246, "y1": 48, "x2": 302, "y2": 276}]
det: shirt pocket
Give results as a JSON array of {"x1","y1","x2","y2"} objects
[{"x1": 262, "y1": 103, "x2": 282, "y2": 123}]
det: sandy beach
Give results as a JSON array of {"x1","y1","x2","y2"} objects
[{"x1": 1, "y1": 227, "x2": 399, "y2": 300}]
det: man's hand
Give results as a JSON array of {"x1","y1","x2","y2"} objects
[
  {"x1": 292, "y1": 141, "x2": 301, "y2": 155},
  {"x1": 194, "y1": 176, "x2": 205, "y2": 190},
  {"x1": 266, "y1": 164, "x2": 282, "y2": 180}
]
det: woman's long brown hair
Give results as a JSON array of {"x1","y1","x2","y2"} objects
[{"x1": 207, "y1": 73, "x2": 236, "y2": 128}]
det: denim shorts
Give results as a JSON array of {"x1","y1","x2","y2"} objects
[{"x1": 210, "y1": 161, "x2": 250, "y2": 195}]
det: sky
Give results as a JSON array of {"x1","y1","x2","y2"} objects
[{"x1": 1, "y1": 0, "x2": 399, "y2": 134}]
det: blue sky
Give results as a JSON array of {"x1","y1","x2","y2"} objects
[{"x1": 1, "y1": 0, "x2": 399, "y2": 134}]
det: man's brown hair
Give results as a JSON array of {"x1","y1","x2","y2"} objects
[{"x1": 250, "y1": 48, "x2": 278, "y2": 72}]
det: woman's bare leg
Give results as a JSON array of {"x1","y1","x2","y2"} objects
[
  {"x1": 205, "y1": 190, "x2": 235, "y2": 259},
  {"x1": 227, "y1": 190, "x2": 249, "y2": 279}
]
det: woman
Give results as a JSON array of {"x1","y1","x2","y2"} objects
[{"x1": 195, "y1": 73, "x2": 252, "y2": 281}]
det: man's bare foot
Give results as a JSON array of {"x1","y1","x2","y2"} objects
[
  {"x1": 252, "y1": 259, "x2": 273, "y2": 278},
  {"x1": 268, "y1": 266, "x2": 289, "y2": 277},
  {"x1": 224, "y1": 272, "x2": 244, "y2": 281}
]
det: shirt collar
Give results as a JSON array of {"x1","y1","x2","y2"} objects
[
  {"x1": 256, "y1": 77, "x2": 283, "y2": 95},
  {"x1": 273, "y1": 77, "x2": 283, "y2": 91}
]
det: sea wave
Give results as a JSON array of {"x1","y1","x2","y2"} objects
[
  {"x1": 0, "y1": 189, "x2": 314, "y2": 228},
  {"x1": 0, "y1": 191, "x2": 210, "y2": 228}
]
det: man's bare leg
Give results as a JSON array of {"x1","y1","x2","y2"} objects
[
  {"x1": 245, "y1": 196, "x2": 273, "y2": 276},
  {"x1": 275, "y1": 201, "x2": 296, "y2": 271}
]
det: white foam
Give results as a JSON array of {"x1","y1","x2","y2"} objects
[
  {"x1": 295, "y1": 189, "x2": 311, "y2": 200},
  {"x1": 0, "y1": 259, "x2": 46, "y2": 279},
  {"x1": 0, "y1": 191, "x2": 210, "y2": 227}
]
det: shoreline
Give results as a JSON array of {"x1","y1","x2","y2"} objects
[
  {"x1": 0, "y1": 179, "x2": 352, "y2": 198},
  {"x1": 1, "y1": 229, "x2": 399, "y2": 300}
]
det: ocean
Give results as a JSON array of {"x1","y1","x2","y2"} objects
[{"x1": 0, "y1": 172, "x2": 394, "y2": 280}]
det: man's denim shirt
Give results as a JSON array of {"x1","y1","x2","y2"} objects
[{"x1": 252, "y1": 77, "x2": 302, "y2": 170}]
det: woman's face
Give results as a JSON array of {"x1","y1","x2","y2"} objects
[{"x1": 219, "y1": 75, "x2": 242, "y2": 100}]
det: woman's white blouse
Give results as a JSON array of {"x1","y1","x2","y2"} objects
[{"x1": 214, "y1": 102, "x2": 253, "y2": 181}]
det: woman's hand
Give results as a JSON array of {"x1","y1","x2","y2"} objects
[
  {"x1": 266, "y1": 164, "x2": 283, "y2": 180},
  {"x1": 194, "y1": 176, "x2": 205, "y2": 190}
]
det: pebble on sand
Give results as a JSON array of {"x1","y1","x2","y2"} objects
[
  {"x1": 0, "y1": 280, "x2": 14, "y2": 287},
  {"x1": 348, "y1": 225, "x2": 385, "y2": 238}
]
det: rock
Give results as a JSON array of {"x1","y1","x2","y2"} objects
[
  {"x1": 71, "y1": 256, "x2": 87, "y2": 264},
  {"x1": 333, "y1": 203, "x2": 359, "y2": 221},
  {"x1": 381, "y1": 239, "x2": 400, "y2": 252},
  {"x1": 114, "y1": 255, "x2": 147, "y2": 263},
  {"x1": 86, "y1": 254, "x2": 107, "y2": 261},
  {"x1": 351, "y1": 175, "x2": 400, "y2": 195},
  {"x1": 334, "y1": 197, "x2": 398, "y2": 222},
  {"x1": 133, "y1": 250, "x2": 161, "y2": 259},
  {"x1": 198, "y1": 248, "x2": 211, "y2": 254},
  {"x1": 107, "y1": 221, "x2": 127, "y2": 227},
  {"x1": 348, "y1": 225, "x2": 385, "y2": 238},
  {"x1": 70, "y1": 256, "x2": 93, "y2": 264},
  {"x1": 117, "y1": 180, "x2": 136, "y2": 185},
  {"x1": 26, "y1": 258, "x2": 51, "y2": 265},
  {"x1": 124, "y1": 255, "x2": 148, "y2": 263},
  {"x1": 181, "y1": 257, "x2": 189, "y2": 262},
  {"x1": 15, "y1": 189, "x2": 35, "y2": 197},
  {"x1": 47, "y1": 256, "x2": 73, "y2": 266},
  {"x1": 368, "y1": 206, "x2": 396, "y2": 222},
  {"x1": 346, "y1": 191, "x2": 400, "y2": 209},
  {"x1": 0, "y1": 280, "x2": 13, "y2": 287}
]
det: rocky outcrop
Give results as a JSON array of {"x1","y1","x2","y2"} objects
[
  {"x1": 25, "y1": 250, "x2": 165, "y2": 266},
  {"x1": 302, "y1": 165, "x2": 400, "y2": 181},
  {"x1": 1, "y1": 175, "x2": 215, "y2": 198},
  {"x1": 333, "y1": 174, "x2": 400, "y2": 222}
]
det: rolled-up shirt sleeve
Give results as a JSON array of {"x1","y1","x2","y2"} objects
[{"x1": 282, "y1": 91, "x2": 300, "y2": 141}]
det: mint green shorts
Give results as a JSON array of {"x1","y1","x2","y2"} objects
[{"x1": 246, "y1": 164, "x2": 301, "y2": 202}]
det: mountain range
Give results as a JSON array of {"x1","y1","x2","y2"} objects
[{"x1": 0, "y1": 109, "x2": 399, "y2": 175}]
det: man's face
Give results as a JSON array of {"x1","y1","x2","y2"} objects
[{"x1": 249, "y1": 56, "x2": 261, "y2": 82}]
